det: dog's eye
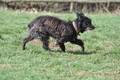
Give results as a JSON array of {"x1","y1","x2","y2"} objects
[
  {"x1": 86, "y1": 21, "x2": 91, "y2": 26},
  {"x1": 86, "y1": 23, "x2": 89, "y2": 25}
]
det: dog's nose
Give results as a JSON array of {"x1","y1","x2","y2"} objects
[{"x1": 92, "y1": 26, "x2": 95, "y2": 29}]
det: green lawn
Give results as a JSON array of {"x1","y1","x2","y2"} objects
[{"x1": 0, "y1": 10, "x2": 120, "y2": 80}]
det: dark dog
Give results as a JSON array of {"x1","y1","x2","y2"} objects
[{"x1": 22, "y1": 13, "x2": 95, "y2": 53}]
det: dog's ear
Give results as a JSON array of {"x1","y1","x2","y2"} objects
[
  {"x1": 76, "y1": 12, "x2": 80, "y2": 18},
  {"x1": 76, "y1": 12, "x2": 84, "y2": 20},
  {"x1": 80, "y1": 13, "x2": 85, "y2": 16}
]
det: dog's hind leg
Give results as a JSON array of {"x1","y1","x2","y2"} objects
[
  {"x1": 42, "y1": 41, "x2": 52, "y2": 51},
  {"x1": 22, "y1": 35, "x2": 34, "y2": 50},
  {"x1": 41, "y1": 40, "x2": 53, "y2": 51},
  {"x1": 70, "y1": 39, "x2": 84, "y2": 53},
  {"x1": 22, "y1": 27, "x2": 38, "y2": 50},
  {"x1": 37, "y1": 32, "x2": 52, "y2": 52}
]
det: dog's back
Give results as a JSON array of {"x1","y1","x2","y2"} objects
[
  {"x1": 28, "y1": 16, "x2": 67, "y2": 30},
  {"x1": 28, "y1": 16, "x2": 73, "y2": 38}
]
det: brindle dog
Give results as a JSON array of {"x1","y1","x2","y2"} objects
[{"x1": 22, "y1": 13, "x2": 95, "y2": 53}]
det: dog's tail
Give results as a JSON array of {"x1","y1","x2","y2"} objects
[
  {"x1": 28, "y1": 23, "x2": 32, "y2": 30},
  {"x1": 27, "y1": 18, "x2": 45, "y2": 32},
  {"x1": 28, "y1": 22, "x2": 36, "y2": 32}
]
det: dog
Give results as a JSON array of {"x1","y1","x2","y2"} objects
[{"x1": 22, "y1": 12, "x2": 95, "y2": 53}]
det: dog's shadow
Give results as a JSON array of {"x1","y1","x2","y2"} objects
[
  {"x1": 67, "y1": 50, "x2": 97, "y2": 55},
  {"x1": 31, "y1": 48, "x2": 97, "y2": 55}
]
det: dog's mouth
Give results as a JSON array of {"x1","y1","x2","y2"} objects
[{"x1": 85, "y1": 27, "x2": 95, "y2": 31}]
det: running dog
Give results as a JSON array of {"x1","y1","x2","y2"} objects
[{"x1": 22, "y1": 13, "x2": 95, "y2": 53}]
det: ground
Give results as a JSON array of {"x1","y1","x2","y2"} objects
[{"x1": 0, "y1": 10, "x2": 120, "y2": 80}]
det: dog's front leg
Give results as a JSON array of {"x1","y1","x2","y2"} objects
[
  {"x1": 57, "y1": 39, "x2": 65, "y2": 52},
  {"x1": 70, "y1": 39, "x2": 84, "y2": 53},
  {"x1": 59, "y1": 43, "x2": 65, "y2": 52}
]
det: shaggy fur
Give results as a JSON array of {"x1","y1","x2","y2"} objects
[{"x1": 22, "y1": 13, "x2": 95, "y2": 53}]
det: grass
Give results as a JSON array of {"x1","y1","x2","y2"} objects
[{"x1": 0, "y1": 10, "x2": 120, "y2": 80}]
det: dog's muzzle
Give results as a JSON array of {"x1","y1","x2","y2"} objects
[{"x1": 85, "y1": 26, "x2": 95, "y2": 31}]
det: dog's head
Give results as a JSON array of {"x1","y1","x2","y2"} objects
[{"x1": 75, "y1": 12, "x2": 95, "y2": 33}]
